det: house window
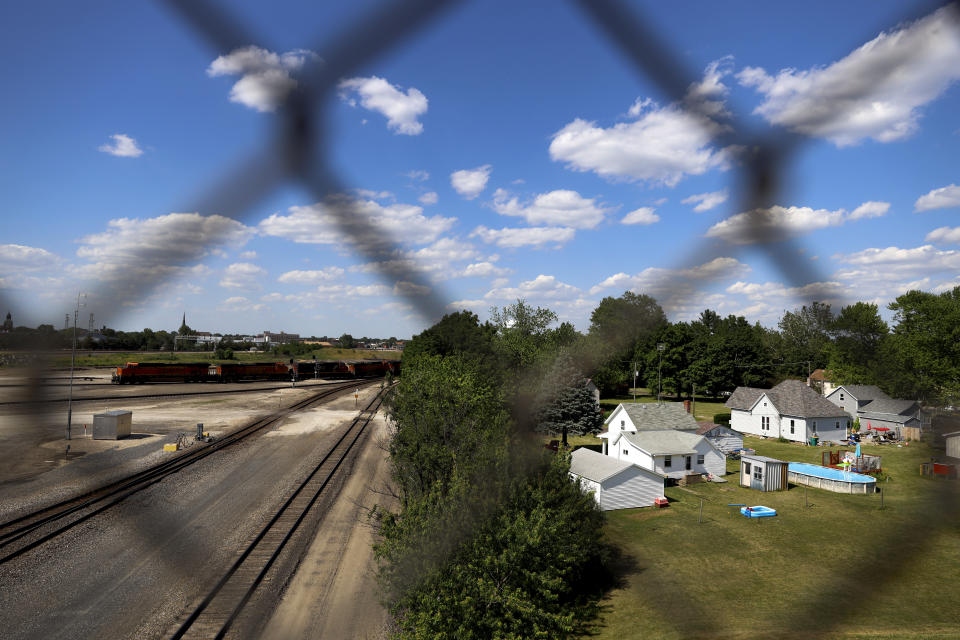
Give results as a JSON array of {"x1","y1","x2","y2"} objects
[
  {"x1": 790, "y1": 419, "x2": 795, "y2": 434},
  {"x1": 836, "y1": 421, "x2": 840, "y2": 429},
  {"x1": 754, "y1": 466, "x2": 763, "y2": 480},
  {"x1": 697, "y1": 454, "x2": 704, "y2": 465},
  {"x1": 665, "y1": 455, "x2": 672, "y2": 468},
  {"x1": 812, "y1": 421, "x2": 817, "y2": 433},
  {"x1": 840, "y1": 393, "x2": 844, "y2": 401},
  {"x1": 744, "y1": 462, "x2": 751, "y2": 475},
  {"x1": 763, "y1": 401, "x2": 767, "y2": 407},
  {"x1": 620, "y1": 419, "x2": 625, "y2": 428},
  {"x1": 623, "y1": 449, "x2": 628, "y2": 456}
]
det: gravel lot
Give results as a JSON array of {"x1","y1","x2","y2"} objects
[{"x1": 0, "y1": 383, "x2": 389, "y2": 639}]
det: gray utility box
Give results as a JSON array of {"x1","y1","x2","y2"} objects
[{"x1": 93, "y1": 410, "x2": 132, "y2": 440}]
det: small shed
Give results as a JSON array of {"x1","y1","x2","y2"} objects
[
  {"x1": 569, "y1": 448, "x2": 665, "y2": 511},
  {"x1": 696, "y1": 421, "x2": 743, "y2": 454},
  {"x1": 740, "y1": 454, "x2": 788, "y2": 492},
  {"x1": 945, "y1": 431, "x2": 960, "y2": 460},
  {"x1": 93, "y1": 409, "x2": 132, "y2": 440}
]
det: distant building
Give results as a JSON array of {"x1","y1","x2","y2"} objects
[{"x1": 807, "y1": 369, "x2": 836, "y2": 395}]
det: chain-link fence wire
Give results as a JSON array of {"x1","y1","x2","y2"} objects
[{"x1": 2, "y1": 0, "x2": 959, "y2": 636}]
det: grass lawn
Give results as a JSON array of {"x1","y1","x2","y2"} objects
[
  {"x1": 38, "y1": 349, "x2": 400, "y2": 368},
  {"x1": 591, "y1": 434, "x2": 960, "y2": 639}
]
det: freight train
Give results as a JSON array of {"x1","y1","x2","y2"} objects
[{"x1": 111, "y1": 359, "x2": 399, "y2": 384}]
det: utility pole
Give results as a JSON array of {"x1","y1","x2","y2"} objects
[
  {"x1": 632, "y1": 361, "x2": 637, "y2": 403},
  {"x1": 66, "y1": 292, "x2": 85, "y2": 441},
  {"x1": 657, "y1": 343, "x2": 665, "y2": 405}
]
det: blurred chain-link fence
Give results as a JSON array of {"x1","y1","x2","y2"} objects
[{"x1": 2, "y1": 0, "x2": 959, "y2": 637}]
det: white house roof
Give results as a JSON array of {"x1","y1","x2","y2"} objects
[
  {"x1": 604, "y1": 402, "x2": 699, "y2": 431},
  {"x1": 621, "y1": 430, "x2": 708, "y2": 456},
  {"x1": 741, "y1": 454, "x2": 785, "y2": 464},
  {"x1": 569, "y1": 448, "x2": 664, "y2": 483}
]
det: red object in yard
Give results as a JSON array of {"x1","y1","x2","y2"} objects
[
  {"x1": 654, "y1": 497, "x2": 669, "y2": 508},
  {"x1": 933, "y1": 463, "x2": 954, "y2": 476},
  {"x1": 874, "y1": 427, "x2": 891, "y2": 431}
]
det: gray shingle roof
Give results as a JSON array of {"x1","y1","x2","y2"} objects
[
  {"x1": 838, "y1": 385, "x2": 887, "y2": 403},
  {"x1": 569, "y1": 448, "x2": 663, "y2": 482},
  {"x1": 621, "y1": 430, "x2": 706, "y2": 455},
  {"x1": 768, "y1": 379, "x2": 849, "y2": 418},
  {"x1": 858, "y1": 396, "x2": 918, "y2": 417},
  {"x1": 725, "y1": 387, "x2": 765, "y2": 411},
  {"x1": 728, "y1": 380, "x2": 848, "y2": 418},
  {"x1": 616, "y1": 402, "x2": 700, "y2": 431}
]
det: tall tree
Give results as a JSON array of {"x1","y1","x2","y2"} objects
[
  {"x1": 778, "y1": 301, "x2": 834, "y2": 376},
  {"x1": 587, "y1": 292, "x2": 667, "y2": 394},
  {"x1": 883, "y1": 287, "x2": 960, "y2": 403},
  {"x1": 489, "y1": 299, "x2": 558, "y2": 373},
  {"x1": 828, "y1": 302, "x2": 888, "y2": 385},
  {"x1": 533, "y1": 350, "x2": 604, "y2": 443}
]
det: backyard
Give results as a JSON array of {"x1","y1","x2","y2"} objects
[{"x1": 588, "y1": 433, "x2": 960, "y2": 638}]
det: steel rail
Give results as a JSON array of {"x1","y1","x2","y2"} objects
[
  {"x1": 0, "y1": 379, "x2": 381, "y2": 564},
  {"x1": 170, "y1": 388, "x2": 387, "y2": 640}
]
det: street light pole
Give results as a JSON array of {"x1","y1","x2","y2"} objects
[
  {"x1": 66, "y1": 292, "x2": 85, "y2": 441},
  {"x1": 657, "y1": 343, "x2": 665, "y2": 405}
]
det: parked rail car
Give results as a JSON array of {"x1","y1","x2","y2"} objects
[
  {"x1": 111, "y1": 362, "x2": 210, "y2": 384},
  {"x1": 209, "y1": 362, "x2": 291, "y2": 383},
  {"x1": 353, "y1": 360, "x2": 394, "y2": 378},
  {"x1": 294, "y1": 360, "x2": 356, "y2": 379}
]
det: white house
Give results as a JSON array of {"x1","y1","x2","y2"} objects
[
  {"x1": 607, "y1": 430, "x2": 726, "y2": 480},
  {"x1": 945, "y1": 431, "x2": 960, "y2": 460},
  {"x1": 598, "y1": 402, "x2": 699, "y2": 455},
  {"x1": 568, "y1": 448, "x2": 665, "y2": 511},
  {"x1": 824, "y1": 385, "x2": 920, "y2": 437},
  {"x1": 696, "y1": 422, "x2": 744, "y2": 454},
  {"x1": 726, "y1": 379, "x2": 851, "y2": 444}
]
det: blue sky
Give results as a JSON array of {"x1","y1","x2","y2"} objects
[{"x1": 2, "y1": 1, "x2": 959, "y2": 338}]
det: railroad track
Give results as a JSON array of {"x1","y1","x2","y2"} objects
[
  {"x1": 0, "y1": 379, "x2": 369, "y2": 406},
  {"x1": 0, "y1": 379, "x2": 381, "y2": 565},
  {"x1": 170, "y1": 388, "x2": 388, "y2": 640}
]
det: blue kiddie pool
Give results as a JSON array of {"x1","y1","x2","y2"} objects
[{"x1": 740, "y1": 505, "x2": 777, "y2": 518}]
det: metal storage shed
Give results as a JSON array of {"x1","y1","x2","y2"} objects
[
  {"x1": 740, "y1": 454, "x2": 788, "y2": 491},
  {"x1": 569, "y1": 448, "x2": 665, "y2": 511},
  {"x1": 92, "y1": 409, "x2": 132, "y2": 440},
  {"x1": 945, "y1": 431, "x2": 960, "y2": 460}
]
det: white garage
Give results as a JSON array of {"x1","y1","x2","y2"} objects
[{"x1": 569, "y1": 447, "x2": 665, "y2": 511}]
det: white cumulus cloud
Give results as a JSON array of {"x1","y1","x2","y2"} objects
[
  {"x1": 418, "y1": 191, "x2": 438, "y2": 206},
  {"x1": 492, "y1": 188, "x2": 611, "y2": 229},
  {"x1": 339, "y1": 76, "x2": 428, "y2": 135},
  {"x1": 98, "y1": 134, "x2": 143, "y2": 158},
  {"x1": 914, "y1": 184, "x2": 960, "y2": 212},
  {"x1": 470, "y1": 226, "x2": 575, "y2": 248},
  {"x1": 258, "y1": 195, "x2": 456, "y2": 248},
  {"x1": 207, "y1": 46, "x2": 319, "y2": 112},
  {"x1": 737, "y1": 7, "x2": 960, "y2": 146},
  {"x1": 926, "y1": 226, "x2": 960, "y2": 244},
  {"x1": 220, "y1": 262, "x2": 266, "y2": 289},
  {"x1": 450, "y1": 165, "x2": 492, "y2": 199},
  {"x1": 277, "y1": 267, "x2": 345, "y2": 284},
  {"x1": 706, "y1": 201, "x2": 885, "y2": 245},
  {"x1": 682, "y1": 190, "x2": 728, "y2": 213},
  {"x1": 549, "y1": 59, "x2": 736, "y2": 187},
  {"x1": 621, "y1": 207, "x2": 660, "y2": 226}
]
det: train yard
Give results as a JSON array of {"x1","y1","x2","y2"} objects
[{"x1": 0, "y1": 367, "x2": 395, "y2": 639}]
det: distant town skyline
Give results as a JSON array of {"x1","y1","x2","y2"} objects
[{"x1": 2, "y1": 2, "x2": 959, "y2": 336}]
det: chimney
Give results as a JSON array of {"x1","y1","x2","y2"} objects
[{"x1": 683, "y1": 399, "x2": 691, "y2": 413}]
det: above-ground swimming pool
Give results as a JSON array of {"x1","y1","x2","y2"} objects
[{"x1": 788, "y1": 462, "x2": 877, "y2": 494}]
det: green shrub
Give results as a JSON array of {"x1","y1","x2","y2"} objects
[{"x1": 714, "y1": 412, "x2": 732, "y2": 426}]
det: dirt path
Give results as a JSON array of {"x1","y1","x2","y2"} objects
[{"x1": 260, "y1": 412, "x2": 395, "y2": 640}]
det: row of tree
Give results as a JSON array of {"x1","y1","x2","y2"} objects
[
  {"x1": 587, "y1": 288, "x2": 960, "y2": 405},
  {"x1": 376, "y1": 305, "x2": 608, "y2": 638}
]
